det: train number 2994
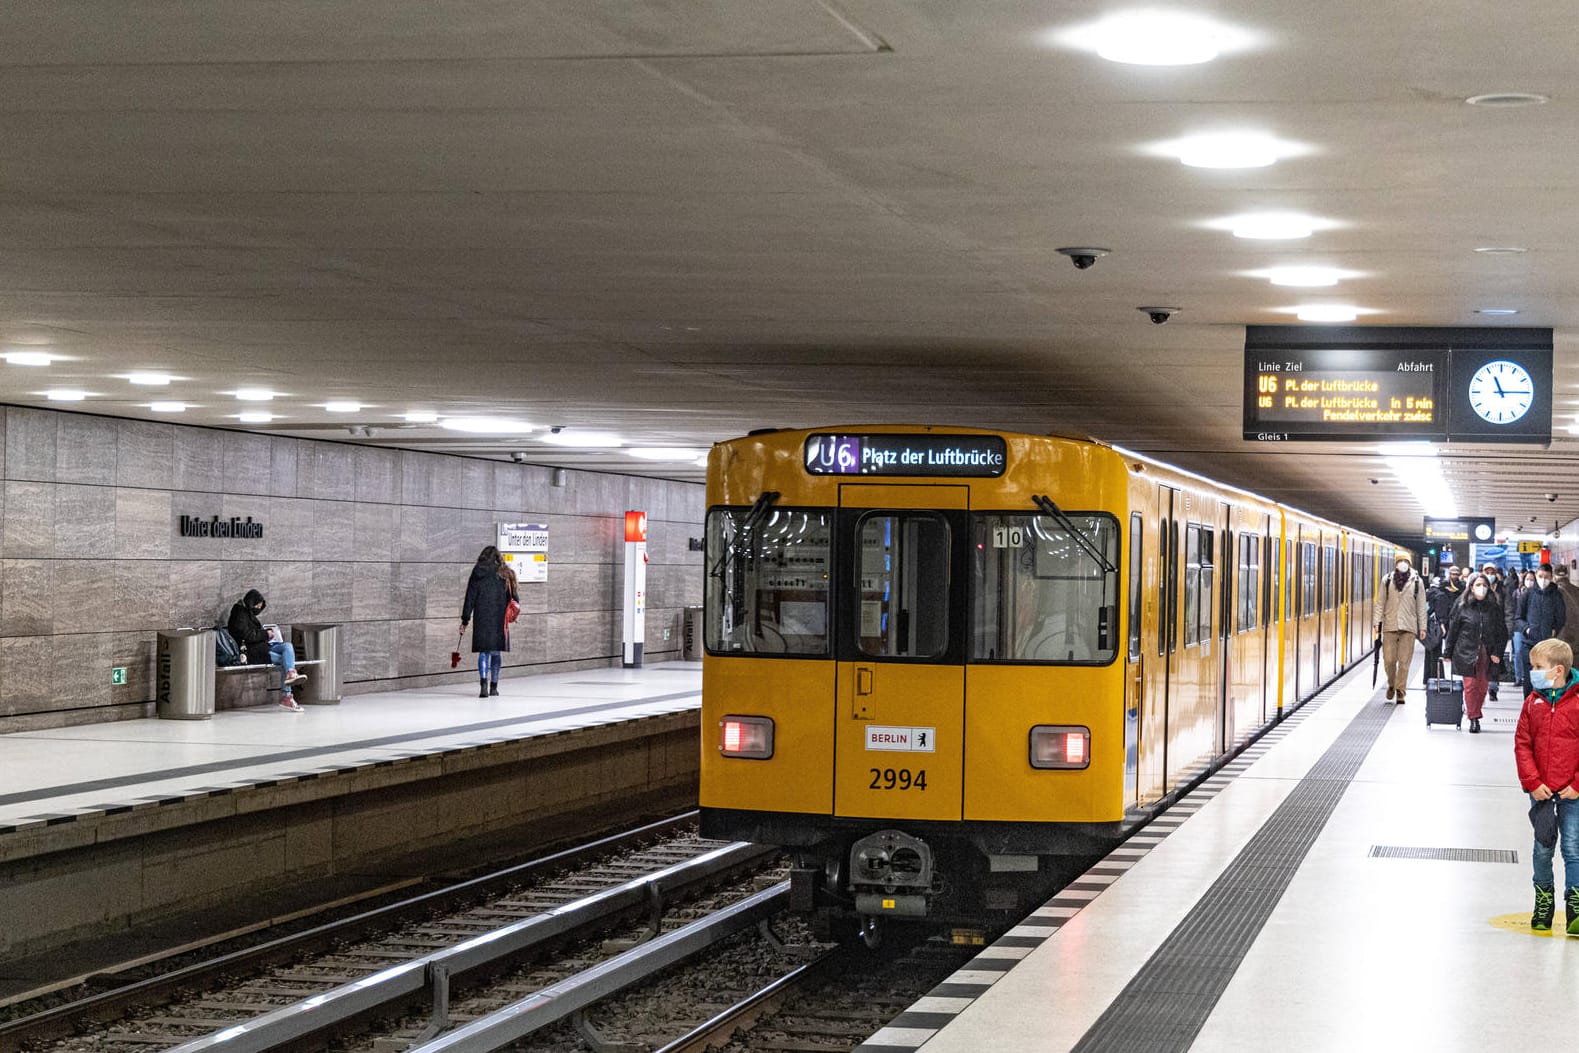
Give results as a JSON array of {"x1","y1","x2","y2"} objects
[{"x1": 869, "y1": 767, "x2": 927, "y2": 791}]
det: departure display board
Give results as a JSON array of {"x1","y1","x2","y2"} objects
[
  {"x1": 804, "y1": 433, "x2": 1007, "y2": 477},
  {"x1": 1243, "y1": 327, "x2": 1552, "y2": 445},
  {"x1": 1423, "y1": 517, "x2": 1495, "y2": 543}
]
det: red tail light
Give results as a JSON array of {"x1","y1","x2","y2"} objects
[
  {"x1": 1030, "y1": 725, "x2": 1091, "y2": 770},
  {"x1": 719, "y1": 715, "x2": 774, "y2": 759}
]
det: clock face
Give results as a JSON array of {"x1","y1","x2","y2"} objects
[{"x1": 1467, "y1": 360, "x2": 1534, "y2": 424}]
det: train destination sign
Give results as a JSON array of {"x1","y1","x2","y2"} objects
[
  {"x1": 1244, "y1": 348, "x2": 1445, "y2": 442},
  {"x1": 1423, "y1": 516, "x2": 1495, "y2": 543},
  {"x1": 804, "y1": 433, "x2": 1007, "y2": 477},
  {"x1": 1243, "y1": 327, "x2": 1553, "y2": 444}
]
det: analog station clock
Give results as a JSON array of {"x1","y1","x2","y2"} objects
[{"x1": 1467, "y1": 359, "x2": 1534, "y2": 424}]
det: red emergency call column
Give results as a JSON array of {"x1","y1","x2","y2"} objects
[{"x1": 622, "y1": 511, "x2": 647, "y2": 667}]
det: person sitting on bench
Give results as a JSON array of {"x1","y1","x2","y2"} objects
[{"x1": 228, "y1": 588, "x2": 308, "y2": 711}]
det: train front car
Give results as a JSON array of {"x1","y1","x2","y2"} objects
[{"x1": 699, "y1": 427, "x2": 1133, "y2": 940}]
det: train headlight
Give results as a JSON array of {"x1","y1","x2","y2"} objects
[
  {"x1": 719, "y1": 715, "x2": 774, "y2": 759},
  {"x1": 1030, "y1": 725, "x2": 1091, "y2": 770}
]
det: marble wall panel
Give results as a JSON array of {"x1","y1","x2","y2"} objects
[
  {"x1": 492, "y1": 462, "x2": 526, "y2": 514},
  {"x1": 170, "y1": 560, "x2": 225, "y2": 627},
  {"x1": 56, "y1": 414, "x2": 118, "y2": 485},
  {"x1": 545, "y1": 610, "x2": 618, "y2": 664},
  {"x1": 345, "y1": 620, "x2": 393, "y2": 681},
  {"x1": 52, "y1": 560, "x2": 107, "y2": 634},
  {"x1": 115, "y1": 487, "x2": 173, "y2": 559},
  {"x1": 298, "y1": 443, "x2": 357, "y2": 501},
  {"x1": 54, "y1": 485, "x2": 116, "y2": 557},
  {"x1": 389, "y1": 563, "x2": 428, "y2": 620},
  {"x1": 425, "y1": 564, "x2": 464, "y2": 619},
  {"x1": 172, "y1": 428, "x2": 224, "y2": 492},
  {"x1": 503, "y1": 612, "x2": 547, "y2": 666},
  {"x1": 267, "y1": 561, "x2": 314, "y2": 619},
  {"x1": 400, "y1": 450, "x2": 438, "y2": 507},
  {"x1": 115, "y1": 419, "x2": 175, "y2": 489},
  {"x1": 221, "y1": 431, "x2": 276, "y2": 496},
  {"x1": 220, "y1": 561, "x2": 270, "y2": 608},
  {"x1": 110, "y1": 560, "x2": 172, "y2": 631},
  {"x1": 353, "y1": 447, "x2": 402, "y2": 504},
  {"x1": 1, "y1": 635, "x2": 54, "y2": 714},
  {"x1": 1, "y1": 559, "x2": 53, "y2": 635},
  {"x1": 457, "y1": 508, "x2": 495, "y2": 562},
  {"x1": 270, "y1": 437, "x2": 299, "y2": 495},
  {"x1": 546, "y1": 563, "x2": 617, "y2": 613},
  {"x1": 397, "y1": 499, "x2": 430, "y2": 562},
  {"x1": 54, "y1": 632, "x2": 115, "y2": 707},
  {"x1": 311, "y1": 500, "x2": 357, "y2": 561},
  {"x1": 425, "y1": 506, "x2": 466, "y2": 565},
  {"x1": 111, "y1": 631, "x2": 157, "y2": 700},
  {"x1": 5, "y1": 407, "x2": 58, "y2": 482},
  {"x1": 354, "y1": 502, "x2": 398, "y2": 562},
  {"x1": 4, "y1": 481, "x2": 55, "y2": 558},
  {"x1": 456, "y1": 459, "x2": 493, "y2": 511},
  {"x1": 395, "y1": 619, "x2": 429, "y2": 677},
  {"x1": 268, "y1": 496, "x2": 315, "y2": 543},
  {"x1": 218, "y1": 494, "x2": 273, "y2": 562},
  {"x1": 312, "y1": 562, "x2": 353, "y2": 622},
  {"x1": 353, "y1": 561, "x2": 393, "y2": 620}
]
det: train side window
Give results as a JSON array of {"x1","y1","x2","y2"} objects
[
  {"x1": 1158, "y1": 518, "x2": 1170, "y2": 657},
  {"x1": 1184, "y1": 524, "x2": 1201, "y2": 646},
  {"x1": 1301, "y1": 541, "x2": 1318, "y2": 617},
  {"x1": 1323, "y1": 545, "x2": 1336, "y2": 611},
  {"x1": 1128, "y1": 514, "x2": 1143, "y2": 661},
  {"x1": 971, "y1": 512, "x2": 1119, "y2": 665},
  {"x1": 1200, "y1": 527, "x2": 1215, "y2": 643},
  {"x1": 705, "y1": 507, "x2": 832, "y2": 656},
  {"x1": 857, "y1": 512, "x2": 950, "y2": 659},
  {"x1": 1237, "y1": 533, "x2": 1260, "y2": 633}
]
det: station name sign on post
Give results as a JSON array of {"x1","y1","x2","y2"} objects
[
  {"x1": 804, "y1": 433, "x2": 1007, "y2": 477},
  {"x1": 1243, "y1": 327, "x2": 1552, "y2": 444}
]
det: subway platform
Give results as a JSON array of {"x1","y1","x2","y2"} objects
[
  {"x1": 858, "y1": 660, "x2": 1577, "y2": 1053},
  {"x1": 0, "y1": 663, "x2": 701, "y2": 982}
]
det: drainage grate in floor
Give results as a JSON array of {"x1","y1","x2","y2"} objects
[{"x1": 1369, "y1": 846, "x2": 1518, "y2": 864}]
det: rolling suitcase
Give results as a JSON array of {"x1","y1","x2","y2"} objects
[{"x1": 1425, "y1": 676, "x2": 1464, "y2": 729}]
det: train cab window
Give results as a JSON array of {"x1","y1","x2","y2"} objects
[
  {"x1": 705, "y1": 507, "x2": 832, "y2": 656},
  {"x1": 1128, "y1": 514, "x2": 1143, "y2": 661},
  {"x1": 971, "y1": 512, "x2": 1118, "y2": 664},
  {"x1": 856, "y1": 513, "x2": 950, "y2": 659}
]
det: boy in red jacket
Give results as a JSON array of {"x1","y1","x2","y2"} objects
[{"x1": 1515, "y1": 638, "x2": 1579, "y2": 933}]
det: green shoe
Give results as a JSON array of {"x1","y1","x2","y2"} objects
[
  {"x1": 1567, "y1": 888, "x2": 1579, "y2": 936},
  {"x1": 1533, "y1": 886, "x2": 1555, "y2": 931}
]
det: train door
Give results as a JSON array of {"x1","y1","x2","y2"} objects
[
  {"x1": 1218, "y1": 508, "x2": 1233, "y2": 752},
  {"x1": 833, "y1": 484, "x2": 968, "y2": 822},
  {"x1": 1259, "y1": 516, "x2": 1274, "y2": 724},
  {"x1": 1138, "y1": 484, "x2": 1178, "y2": 803}
]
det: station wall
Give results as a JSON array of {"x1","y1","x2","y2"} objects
[{"x1": 0, "y1": 405, "x2": 705, "y2": 732}]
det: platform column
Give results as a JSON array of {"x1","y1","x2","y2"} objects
[{"x1": 623, "y1": 510, "x2": 647, "y2": 667}]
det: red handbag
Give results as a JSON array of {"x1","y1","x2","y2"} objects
[{"x1": 506, "y1": 598, "x2": 520, "y2": 624}]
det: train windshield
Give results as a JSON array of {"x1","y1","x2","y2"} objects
[
  {"x1": 971, "y1": 512, "x2": 1119, "y2": 664},
  {"x1": 705, "y1": 507, "x2": 832, "y2": 655}
]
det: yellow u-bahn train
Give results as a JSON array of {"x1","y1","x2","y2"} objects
[{"x1": 699, "y1": 426, "x2": 1397, "y2": 938}]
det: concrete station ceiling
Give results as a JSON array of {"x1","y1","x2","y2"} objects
[{"x1": 1, "y1": 1, "x2": 1577, "y2": 544}]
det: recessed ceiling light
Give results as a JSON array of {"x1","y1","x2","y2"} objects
[
  {"x1": 1224, "y1": 212, "x2": 1320, "y2": 239},
  {"x1": 127, "y1": 372, "x2": 174, "y2": 386},
  {"x1": 237, "y1": 411, "x2": 275, "y2": 423},
  {"x1": 1296, "y1": 304, "x2": 1361, "y2": 322},
  {"x1": 323, "y1": 401, "x2": 362, "y2": 413},
  {"x1": 539, "y1": 430, "x2": 623, "y2": 448},
  {"x1": 4, "y1": 351, "x2": 54, "y2": 366},
  {"x1": 628, "y1": 447, "x2": 708, "y2": 461},
  {"x1": 1474, "y1": 307, "x2": 1520, "y2": 315},
  {"x1": 149, "y1": 402, "x2": 187, "y2": 412},
  {"x1": 1465, "y1": 92, "x2": 1549, "y2": 107},
  {"x1": 1053, "y1": 12, "x2": 1258, "y2": 66},
  {"x1": 234, "y1": 388, "x2": 275, "y2": 401},
  {"x1": 1164, "y1": 132, "x2": 1298, "y2": 169},
  {"x1": 44, "y1": 389, "x2": 87, "y2": 402},
  {"x1": 1473, "y1": 246, "x2": 1527, "y2": 255},
  {"x1": 1255, "y1": 265, "x2": 1355, "y2": 287},
  {"x1": 403, "y1": 410, "x2": 439, "y2": 423},
  {"x1": 440, "y1": 416, "x2": 534, "y2": 435}
]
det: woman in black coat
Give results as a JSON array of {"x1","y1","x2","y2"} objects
[
  {"x1": 461, "y1": 546, "x2": 517, "y2": 698},
  {"x1": 1444, "y1": 573, "x2": 1509, "y2": 734}
]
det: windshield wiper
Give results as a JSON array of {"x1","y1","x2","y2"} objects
[
  {"x1": 707, "y1": 490, "x2": 781, "y2": 578},
  {"x1": 1031, "y1": 494, "x2": 1116, "y2": 574}
]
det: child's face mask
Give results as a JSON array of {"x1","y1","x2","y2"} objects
[{"x1": 1532, "y1": 666, "x2": 1558, "y2": 690}]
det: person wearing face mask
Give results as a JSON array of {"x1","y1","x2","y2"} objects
[
  {"x1": 1445, "y1": 572, "x2": 1510, "y2": 733},
  {"x1": 1376, "y1": 554, "x2": 1428, "y2": 704},
  {"x1": 1516, "y1": 565, "x2": 1567, "y2": 694},
  {"x1": 1482, "y1": 562, "x2": 1512, "y2": 702},
  {"x1": 1555, "y1": 566, "x2": 1579, "y2": 656},
  {"x1": 1511, "y1": 570, "x2": 1537, "y2": 694},
  {"x1": 1424, "y1": 565, "x2": 1464, "y2": 682}
]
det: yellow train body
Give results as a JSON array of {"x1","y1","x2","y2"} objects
[{"x1": 699, "y1": 426, "x2": 1397, "y2": 924}]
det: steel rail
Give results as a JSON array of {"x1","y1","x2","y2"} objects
[
  {"x1": 649, "y1": 945, "x2": 842, "y2": 1053},
  {"x1": 164, "y1": 842, "x2": 776, "y2": 1053},
  {"x1": 410, "y1": 882, "x2": 791, "y2": 1053},
  {"x1": 0, "y1": 812, "x2": 698, "y2": 1053}
]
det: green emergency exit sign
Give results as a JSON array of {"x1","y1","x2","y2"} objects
[{"x1": 111, "y1": 667, "x2": 127, "y2": 685}]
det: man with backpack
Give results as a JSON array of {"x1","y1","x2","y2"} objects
[{"x1": 1377, "y1": 554, "x2": 1428, "y2": 704}]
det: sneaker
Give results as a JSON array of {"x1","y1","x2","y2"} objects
[
  {"x1": 279, "y1": 697, "x2": 303, "y2": 711},
  {"x1": 1533, "y1": 887, "x2": 1555, "y2": 931},
  {"x1": 1567, "y1": 888, "x2": 1579, "y2": 936},
  {"x1": 284, "y1": 671, "x2": 308, "y2": 686}
]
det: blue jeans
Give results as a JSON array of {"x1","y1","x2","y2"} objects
[
  {"x1": 478, "y1": 651, "x2": 501, "y2": 680},
  {"x1": 268, "y1": 641, "x2": 297, "y2": 698},
  {"x1": 1513, "y1": 630, "x2": 1530, "y2": 692},
  {"x1": 1531, "y1": 795, "x2": 1579, "y2": 891}
]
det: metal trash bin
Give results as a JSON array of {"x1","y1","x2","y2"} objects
[
  {"x1": 291, "y1": 623, "x2": 342, "y2": 705},
  {"x1": 158, "y1": 629, "x2": 216, "y2": 720},
  {"x1": 682, "y1": 606, "x2": 705, "y2": 661}
]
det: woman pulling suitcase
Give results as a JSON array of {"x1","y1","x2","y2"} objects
[{"x1": 1444, "y1": 572, "x2": 1511, "y2": 734}]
